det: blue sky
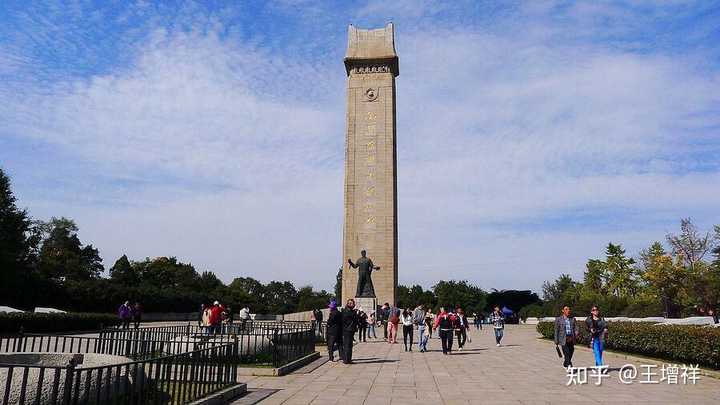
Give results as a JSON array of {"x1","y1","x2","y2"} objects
[{"x1": 1, "y1": 1, "x2": 719, "y2": 293}]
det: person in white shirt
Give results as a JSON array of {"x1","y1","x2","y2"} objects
[{"x1": 400, "y1": 308, "x2": 415, "y2": 351}]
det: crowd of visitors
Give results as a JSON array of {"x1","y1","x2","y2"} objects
[{"x1": 322, "y1": 299, "x2": 613, "y2": 372}]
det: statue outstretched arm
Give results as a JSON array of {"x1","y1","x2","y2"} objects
[{"x1": 348, "y1": 258, "x2": 358, "y2": 268}]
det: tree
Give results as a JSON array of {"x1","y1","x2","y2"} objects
[
  {"x1": 542, "y1": 274, "x2": 575, "y2": 302},
  {"x1": 264, "y1": 281, "x2": 298, "y2": 314},
  {"x1": 666, "y1": 218, "x2": 717, "y2": 271},
  {"x1": 110, "y1": 255, "x2": 139, "y2": 286},
  {"x1": 297, "y1": 286, "x2": 332, "y2": 312},
  {"x1": 640, "y1": 242, "x2": 686, "y2": 317},
  {"x1": 37, "y1": 217, "x2": 103, "y2": 281},
  {"x1": 583, "y1": 259, "x2": 606, "y2": 294},
  {"x1": 604, "y1": 243, "x2": 637, "y2": 298},
  {"x1": 0, "y1": 168, "x2": 40, "y2": 307},
  {"x1": 432, "y1": 280, "x2": 486, "y2": 314}
]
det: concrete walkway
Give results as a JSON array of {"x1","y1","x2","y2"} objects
[{"x1": 242, "y1": 325, "x2": 720, "y2": 404}]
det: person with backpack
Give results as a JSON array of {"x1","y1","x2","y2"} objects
[
  {"x1": 433, "y1": 307, "x2": 456, "y2": 354},
  {"x1": 490, "y1": 306, "x2": 505, "y2": 346},
  {"x1": 413, "y1": 305, "x2": 426, "y2": 351}
]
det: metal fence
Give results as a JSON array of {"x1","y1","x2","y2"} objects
[{"x1": 1, "y1": 343, "x2": 237, "y2": 405}]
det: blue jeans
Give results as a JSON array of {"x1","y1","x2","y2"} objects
[
  {"x1": 417, "y1": 325, "x2": 426, "y2": 350},
  {"x1": 494, "y1": 328, "x2": 503, "y2": 344},
  {"x1": 592, "y1": 337, "x2": 604, "y2": 366}
]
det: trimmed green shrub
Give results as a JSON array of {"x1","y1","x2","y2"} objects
[
  {"x1": 0, "y1": 312, "x2": 119, "y2": 333},
  {"x1": 536, "y1": 321, "x2": 720, "y2": 369}
]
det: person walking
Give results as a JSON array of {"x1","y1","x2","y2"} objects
[
  {"x1": 326, "y1": 300, "x2": 343, "y2": 362},
  {"x1": 585, "y1": 305, "x2": 608, "y2": 367},
  {"x1": 202, "y1": 304, "x2": 212, "y2": 334},
  {"x1": 132, "y1": 302, "x2": 142, "y2": 329},
  {"x1": 341, "y1": 299, "x2": 359, "y2": 364},
  {"x1": 358, "y1": 308, "x2": 368, "y2": 342},
  {"x1": 414, "y1": 305, "x2": 426, "y2": 351},
  {"x1": 315, "y1": 308, "x2": 324, "y2": 335},
  {"x1": 455, "y1": 307, "x2": 470, "y2": 350},
  {"x1": 208, "y1": 301, "x2": 225, "y2": 335},
  {"x1": 380, "y1": 303, "x2": 390, "y2": 341},
  {"x1": 387, "y1": 307, "x2": 400, "y2": 344},
  {"x1": 118, "y1": 301, "x2": 132, "y2": 329},
  {"x1": 554, "y1": 305, "x2": 579, "y2": 368},
  {"x1": 490, "y1": 306, "x2": 505, "y2": 346},
  {"x1": 367, "y1": 311, "x2": 377, "y2": 339},
  {"x1": 434, "y1": 307, "x2": 456, "y2": 355},
  {"x1": 400, "y1": 308, "x2": 414, "y2": 351},
  {"x1": 425, "y1": 311, "x2": 434, "y2": 339},
  {"x1": 419, "y1": 319, "x2": 430, "y2": 352},
  {"x1": 198, "y1": 304, "x2": 206, "y2": 329},
  {"x1": 238, "y1": 306, "x2": 251, "y2": 332}
]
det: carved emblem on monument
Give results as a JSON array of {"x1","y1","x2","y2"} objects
[{"x1": 365, "y1": 88, "x2": 378, "y2": 101}]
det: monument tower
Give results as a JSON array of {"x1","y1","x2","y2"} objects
[{"x1": 342, "y1": 23, "x2": 399, "y2": 308}]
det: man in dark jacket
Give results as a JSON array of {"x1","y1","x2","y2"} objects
[
  {"x1": 326, "y1": 300, "x2": 343, "y2": 362},
  {"x1": 341, "y1": 299, "x2": 359, "y2": 364},
  {"x1": 554, "y1": 305, "x2": 579, "y2": 368}
]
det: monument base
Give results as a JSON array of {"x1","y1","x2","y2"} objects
[{"x1": 354, "y1": 297, "x2": 377, "y2": 315}]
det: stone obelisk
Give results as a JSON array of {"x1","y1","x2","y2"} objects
[{"x1": 341, "y1": 23, "x2": 399, "y2": 308}]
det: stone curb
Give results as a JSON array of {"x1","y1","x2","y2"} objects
[
  {"x1": 187, "y1": 383, "x2": 247, "y2": 405},
  {"x1": 236, "y1": 351, "x2": 321, "y2": 376},
  {"x1": 537, "y1": 337, "x2": 720, "y2": 379}
]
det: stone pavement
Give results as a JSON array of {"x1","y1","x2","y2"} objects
[{"x1": 241, "y1": 325, "x2": 720, "y2": 404}]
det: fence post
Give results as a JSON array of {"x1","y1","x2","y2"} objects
[
  {"x1": 272, "y1": 329, "x2": 279, "y2": 368},
  {"x1": 186, "y1": 323, "x2": 191, "y2": 337},
  {"x1": 62, "y1": 357, "x2": 77, "y2": 405}
]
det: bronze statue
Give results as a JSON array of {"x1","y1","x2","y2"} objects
[{"x1": 348, "y1": 250, "x2": 380, "y2": 298}]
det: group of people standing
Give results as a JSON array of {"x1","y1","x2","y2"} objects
[
  {"x1": 198, "y1": 302, "x2": 251, "y2": 334},
  {"x1": 325, "y1": 299, "x2": 511, "y2": 362},
  {"x1": 117, "y1": 301, "x2": 142, "y2": 329}
]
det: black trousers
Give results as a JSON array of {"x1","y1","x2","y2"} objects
[
  {"x1": 342, "y1": 331, "x2": 354, "y2": 363},
  {"x1": 327, "y1": 333, "x2": 342, "y2": 361},
  {"x1": 358, "y1": 324, "x2": 367, "y2": 342},
  {"x1": 456, "y1": 328, "x2": 467, "y2": 348},
  {"x1": 382, "y1": 321, "x2": 388, "y2": 339},
  {"x1": 562, "y1": 342, "x2": 575, "y2": 367},
  {"x1": 402, "y1": 325, "x2": 413, "y2": 350},
  {"x1": 439, "y1": 329, "x2": 453, "y2": 353}
]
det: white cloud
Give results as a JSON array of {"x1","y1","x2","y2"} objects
[{"x1": 3, "y1": 3, "x2": 720, "y2": 293}]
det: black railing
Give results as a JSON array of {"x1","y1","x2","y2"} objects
[
  {"x1": 4, "y1": 325, "x2": 316, "y2": 368},
  {"x1": 0, "y1": 344, "x2": 237, "y2": 405}
]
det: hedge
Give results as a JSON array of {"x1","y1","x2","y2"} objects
[
  {"x1": 536, "y1": 321, "x2": 720, "y2": 370},
  {"x1": 0, "y1": 312, "x2": 119, "y2": 334}
]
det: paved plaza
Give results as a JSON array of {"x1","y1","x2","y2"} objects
[{"x1": 243, "y1": 325, "x2": 720, "y2": 404}]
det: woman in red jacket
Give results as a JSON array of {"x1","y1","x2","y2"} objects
[{"x1": 433, "y1": 307, "x2": 457, "y2": 354}]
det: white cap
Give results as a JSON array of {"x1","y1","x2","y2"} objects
[{"x1": 213, "y1": 301, "x2": 219, "y2": 305}]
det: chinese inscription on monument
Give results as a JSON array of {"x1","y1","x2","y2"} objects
[{"x1": 341, "y1": 23, "x2": 399, "y2": 306}]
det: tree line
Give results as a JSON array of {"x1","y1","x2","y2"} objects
[
  {"x1": 0, "y1": 168, "x2": 332, "y2": 314},
  {"x1": 524, "y1": 219, "x2": 720, "y2": 318}
]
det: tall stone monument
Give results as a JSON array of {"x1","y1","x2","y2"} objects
[{"x1": 341, "y1": 23, "x2": 399, "y2": 309}]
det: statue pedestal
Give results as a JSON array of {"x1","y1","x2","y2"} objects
[{"x1": 354, "y1": 297, "x2": 377, "y2": 315}]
